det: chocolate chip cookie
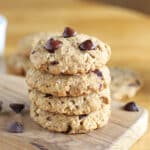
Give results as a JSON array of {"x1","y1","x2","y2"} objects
[
  {"x1": 26, "y1": 66, "x2": 111, "y2": 96},
  {"x1": 28, "y1": 88, "x2": 110, "y2": 115},
  {"x1": 30, "y1": 101, "x2": 110, "y2": 134},
  {"x1": 30, "y1": 28, "x2": 111, "y2": 75}
]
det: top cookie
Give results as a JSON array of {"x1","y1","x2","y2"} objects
[{"x1": 30, "y1": 27, "x2": 111, "y2": 75}]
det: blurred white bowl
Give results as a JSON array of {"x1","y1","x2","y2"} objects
[{"x1": 0, "y1": 15, "x2": 7, "y2": 56}]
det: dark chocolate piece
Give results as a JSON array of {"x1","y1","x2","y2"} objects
[
  {"x1": 44, "y1": 38, "x2": 62, "y2": 53},
  {"x1": 63, "y1": 27, "x2": 77, "y2": 38},
  {"x1": 7, "y1": 122, "x2": 24, "y2": 133},
  {"x1": 79, "y1": 114, "x2": 87, "y2": 120},
  {"x1": 94, "y1": 70, "x2": 103, "y2": 77},
  {"x1": 128, "y1": 79, "x2": 141, "y2": 87},
  {"x1": 44, "y1": 94, "x2": 53, "y2": 98},
  {"x1": 65, "y1": 125, "x2": 72, "y2": 133},
  {"x1": 31, "y1": 50, "x2": 36, "y2": 54},
  {"x1": 79, "y1": 40, "x2": 96, "y2": 51},
  {"x1": 9, "y1": 103, "x2": 25, "y2": 113},
  {"x1": 123, "y1": 101, "x2": 139, "y2": 112},
  {"x1": 50, "y1": 61, "x2": 59, "y2": 65}
]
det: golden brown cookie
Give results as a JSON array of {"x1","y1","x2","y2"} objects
[
  {"x1": 28, "y1": 88, "x2": 110, "y2": 115},
  {"x1": 30, "y1": 31, "x2": 111, "y2": 75},
  {"x1": 30, "y1": 101, "x2": 110, "y2": 134},
  {"x1": 26, "y1": 66, "x2": 111, "y2": 96}
]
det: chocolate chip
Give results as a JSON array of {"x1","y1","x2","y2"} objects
[
  {"x1": 79, "y1": 114, "x2": 87, "y2": 120},
  {"x1": 123, "y1": 101, "x2": 139, "y2": 112},
  {"x1": 9, "y1": 103, "x2": 25, "y2": 113},
  {"x1": 71, "y1": 100, "x2": 75, "y2": 104},
  {"x1": 79, "y1": 40, "x2": 96, "y2": 51},
  {"x1": 7, "y1": 122, "x2": 24, "y2": 133},
  {"x1": 63, "y1": 27, "x2": 77, "y2": 38},
  {"x1": 44, "y1": 94, "x2": 53, "y2": 98},
  {"x1": 44, "y1": 38, "x2": 62, "y2": 53},
  {"x1": 0, "y1": 101, "x2": 3, "y2": 112},
  {"x1": 135, "y1": 79, "x2": 141, "y2": 85},
  {"x1": 94, "y1": 70, "x2": 103, "y2": 77},
  {"x1": 31, "y1": 142, "x2": 48, "y2": 150},
  {"x1": 61, "y1": 101, "x2": 64, "y2": 104},
  {"x1": 50, "y1": 61, "x2": 59, "y2": 65},
  {"x1": 75, "y1": 105, "x2": 79, "y2": 109},
  {"x1": 46, "y1": 117, "x2": 51, "y2": 121},
  {"x1": 28, "y1": 89, "x2": 31, "y2": 93},
  {"x1": 31, "y1": 50, "x2": 36, "y2": 54},
  {"x1": 128, "y1": 79, "x2": 141, "y2": 87},
  {"x1": 65, "y1": 125, "x2": 72, "y2": 133}
]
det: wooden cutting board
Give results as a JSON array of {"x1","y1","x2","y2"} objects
[{"x1": 0, "y1": 74, "x2": 148, "y2": 150}]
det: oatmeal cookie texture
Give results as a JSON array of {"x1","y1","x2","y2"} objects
[
  {"x1": 26, "y1": 27, "x2": 111, "y2": 134},
  {"x1": 30, "y1": 32, "x2": 111, "y2": 75},
  {"x1": 26, "y1": 66, "x2": 111, "y2": 97},
  {"x1": 30, "y1": 101, "x2": 110, "y2": 134},
  {"x1": 29, "y1": 88, "x2": 110, "y2": 115}
]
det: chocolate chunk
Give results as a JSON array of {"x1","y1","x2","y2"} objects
[
  {"x1": 123, "y1": 101, "x2": 139, "y2": 112},
  {"x1": 28, "y1": 89, "x2": 31, "y2": 93},
  {"x1": 94, "y1": 70, "x2": 103, "y2": 77},
  {"x1": 44, "y1": 94, "x2": 53, "y2": 98},
  {"x1": 50, "y1": 61, "x2": 59, "y2": 65},
  {"x1": 65, "y1": 125, "x2": 72, "y2": 133},
  {"x1": 79, "y1": 114, "x2": 87, "y2": 120},
  {"x1": 31, "y1": 142, "x2": 48, "y2": 150},
  {"x1": 63, "y1": 27, "x2": 77, "y2": 38},
  {"x1": 0, "y1": 101, "x2": 3, "y2": 112},
  {"x1": 9, "y1": 103, "x2": 25, "y2": 113},
  {"x1": 79, "y1": 40, "x2": 96, "y2": 51},
  {"x1": 44, "y1": 38, "x2": 62, "y2": 53},
  {"x1": 135, "y1": 79, "x2": 141, "y2": 85},
  {"x1": 128, "y1": 79, "x2": 141, "y2": 87},
  {"x1": 31, "y1": 50, "x2": 36, "y2": 54},
  {"x1": 7, "y1": 122, "x2": 24, "y2": 133},
  {"x1": 46, "y1": 116, "x2": 51, "y2": 121}
]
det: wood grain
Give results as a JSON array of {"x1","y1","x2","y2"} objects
[
  {"x1": 0, "y1": 0, "x2": 150, "y2": 149},
  {"x1": 0, "y1": 74, "x2": 148, "y2": 150}
]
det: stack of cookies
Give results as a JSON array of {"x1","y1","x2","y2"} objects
[{"x1": 26, "y1": 27, "x2": 111, "y2": 134}]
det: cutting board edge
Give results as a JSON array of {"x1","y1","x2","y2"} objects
[{"x1": 109, "y1": 108, "x2": 149, "y2": 150}]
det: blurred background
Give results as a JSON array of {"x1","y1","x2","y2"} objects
[{"x1": 0, "y1": 0, "x2": 150, "y2": 149}]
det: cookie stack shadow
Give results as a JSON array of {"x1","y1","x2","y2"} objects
[{"x1": 26, "y1": 27, "x2": 111, "y2": 134}]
